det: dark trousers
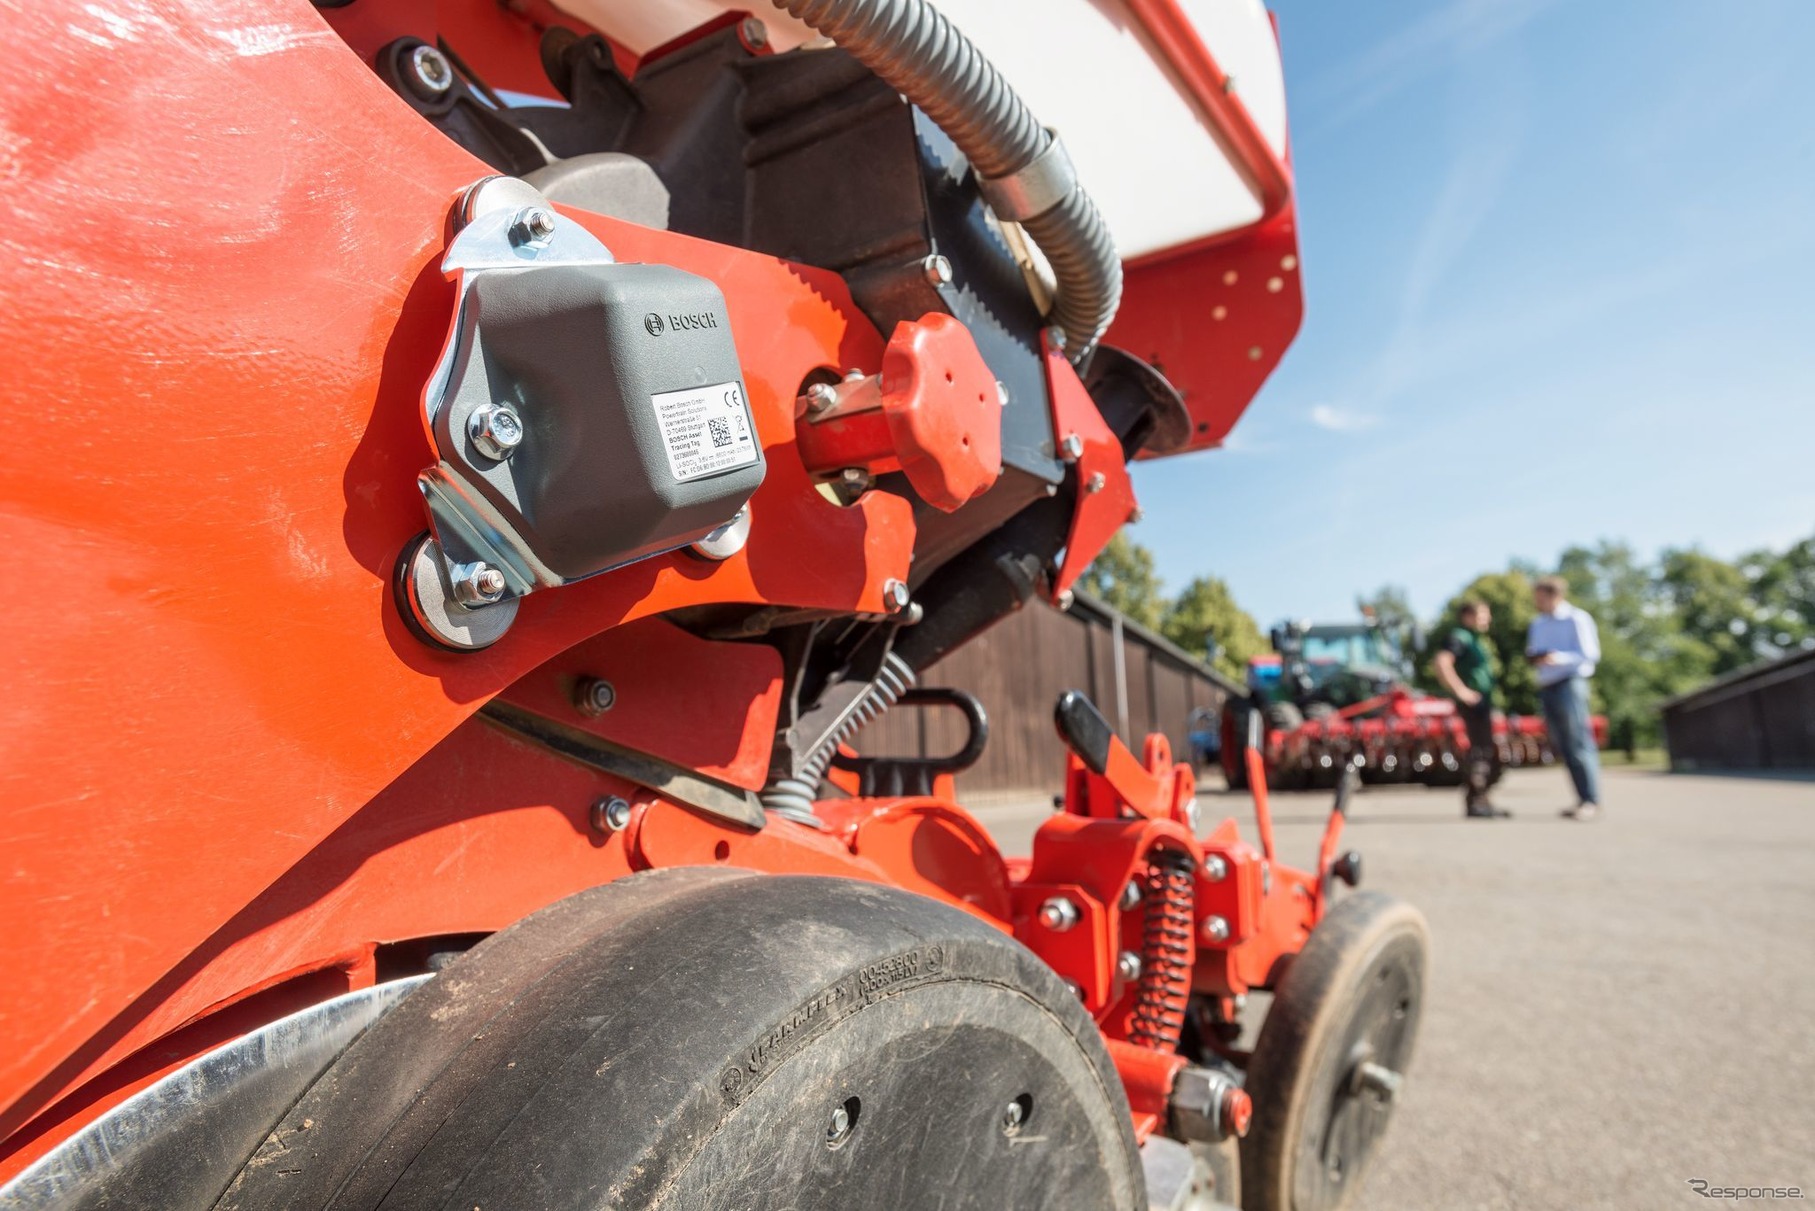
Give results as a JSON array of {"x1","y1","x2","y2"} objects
[{"x1": 1460, "y1": 699, "x2": 1498, "y2": 809}]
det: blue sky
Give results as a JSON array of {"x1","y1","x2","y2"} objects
[{"x1": 1127, "y1": 0, "x2": 1815, "y2": 625}]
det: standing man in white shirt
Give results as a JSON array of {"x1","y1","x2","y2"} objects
[{"x1": 1526, "y1": 576, "x2": 1603, "y2": 820}]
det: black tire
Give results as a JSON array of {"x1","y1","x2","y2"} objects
[
  {"x1": 222, "y1": 869, "x2": 1144, "y2": 1211},
  {"x1": 1240, "y1": 891, "x2": 1428, "y2": 1211}
]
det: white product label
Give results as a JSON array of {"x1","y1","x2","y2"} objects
[{"x1": 649, "y1": 381, "x2": 759, "y2": 483}]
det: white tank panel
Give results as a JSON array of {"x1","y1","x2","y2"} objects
[{"x1": 552, "y1": 0, "x2": 1288, "y2": 257}]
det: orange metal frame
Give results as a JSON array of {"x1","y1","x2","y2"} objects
[{"x1": 0, "y1": 0, "x2": 1315, "y2": 1177}]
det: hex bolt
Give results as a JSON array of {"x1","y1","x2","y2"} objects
[
  {"x1": 1117, "y1": 951, "x2": 1143, "y2": 982},
  {"x1": 1044, "y1": 325, "x2": 1068, "y2": 353},
  {"x1": 840, "y1": 466, "x2": 868, "y2": 485},
  {"x1": 407, "y1": 44, "x2": 453, "y2": 98},
  {"x1": 1201, "y1": 915, "x2": 1231, "y2": 944},
  {"x1": 922, "y1": 254, "x2": 953, "y2": 286},
  {"x1": 449, "y1": 560, "x2": 506, "y2": 608},
  {"x1": 1058, "y1": 432, "x2": 1084, "y2": 462},
  {"x1": 590, "y1": 796, "x2": 632, "y2": 835},
  {"x1": 802, "y1": 382, "x2": 840, "y2": 417},
  {"x1": 1001, "y1": 1099, "x2": 1026, "y2": 1134},
  {"x1": 1119, "y1": 880, "x2": 1143, "y2": 911},
  {"x1": 510, "y1": 205, "x2": 558, "y2": 248},
  {"x1": 1055, "y1": 589, "x2": 1075, "y2": 611},
  {"x1": 882, "y1": 579, "x2": 911, "y2": 614},
  {"x1": 1038, "y1": 896, "x2": 1080, "y2": 932},
  {"x1": 740, "y1": 16, "x2": 768, "y2": 48},
  {"x1": 468, "y1": 403, "x2": 524, "y2": 461},
  {"x1": 1086, "y1": 471, "x2": 1107, "y2": 494},
  {"x1": 575, "y1": 677, "x2": 616, "y2": 716},
  {"x1": 1202, "y1": 854, "x2": 1228, "y2": 882},
  {"x1": 1354, "y1": 1061, "x2": 1403, "y2": 1104},
  {"x1": 1170, "y1": 1065, "x2": 1252, "y2": 1142},
  {"x1": 826, "y1": 1104, "x2": 852, "y2": 1147}
]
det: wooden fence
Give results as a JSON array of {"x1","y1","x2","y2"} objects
[{"x1": 856, "y1": 593, "x2": 1243, "y2": 794}]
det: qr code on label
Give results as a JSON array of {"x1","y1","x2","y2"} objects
[{"x1": 708, "y1": 417, "x2": 733, "y2": 448}]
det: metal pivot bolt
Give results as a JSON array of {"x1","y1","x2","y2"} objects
[
  {"x1": 407, "y1": 44, "x2": 453, "y2": 98},
  {"x1": 1058, "y1": 432, "x2": 1084, "y2": 462},
  {"x1": 591, "y1": 796, "x2": 632, "y2": 834},
  {"x1": 468, "y1": 403, "x2": 524, "y2": 460},
  {"x1": 739, "y1": 16, "x2": 768, "y2": 48},
  {"x1": 826, "y1": 1104, "x2": 853, "y2": 1147},
  {"x1": 1086, "y1": 472, "x2": 1107, "y2": 494},
  {"x1": 1201, "y1": 915, "x2": 1231, "y2": 944},
  {"x1": 922, "y1": 254, "x2": 953, "y2": 286},
  {"x1": 1119, "y1": 880, "x2": 1143, "y2": 910},
  {"x1": 1202, "y1": 854, "x2": 1228, "y2": 882},
  {"x1": 449, "y1": 560, "x2": 507, "y2": 608},
  {"x1": 882, "y1": 579, "x2": 911, "y2": 613},
  {"x1": 510, "y1": 205, "x2": 558, "y2": 248},
  {"x1": 575, "y1": 677, "x2": 616, "y2": 716},
  {"x1": 1038, "y1": 896, "x2": 1080, "y2": 932},
  {"x1": 1117, "y1": 951, "x2": 1143, "y2": 982}
]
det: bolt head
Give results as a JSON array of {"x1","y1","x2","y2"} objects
[
  {"x1": 1058, "y1": 433, "x2": 1084, "y2": 462},
  {"x1": 995, "y1": 380, "x2": 1010, "y2": 407},
  {"x1": 591, "y1": 795, "x2": 632, "y2": 834},
  {"x1": 804, "y1": 382, "x2": 840, "y2": 415},
  {"x1": 923, "y1": 254, "x2": 953, "y2": 286},
  {"x1": 1037, "y1": 896, "x2": 1080, "y2": 932},
  {"x1": 1001, "y1": 1099, "x2": 1026, "y2": 1133},
  {"x1": 1201, "y1": 915, "x2": 1231, "y2": 944},
  {"x1": 407, "y1": 44, "x2": 453, "y2": 97},
  {"x1": 1117, "y1": 950, "x2": 1143, "y2": 982},
  {"x1": 1086, "y1": 471, "x2": 1107, "y2": 494},
  {"x1": 576, "y1": 677, "x2": 616, "y2": 716},
  {"x1": 740, "y1": 16, "x2": 769, "y2": 48},
  {"x1": 468, "y1": 403, "x2": 524, "y2": 461},
  {"x1": 1202, "y1": 853, "x2": 1228, "y2": 882},
  {"x1": 1119, "y1": 880, "x2": 1142, "y2": 910},
  {"x1": 882, "y1": 579, "x2": 911, "y2": 613},
  {"x1": 1055, "y1": 588, "x2": 1075, "y2": 611},
  {"x1": 826, "y1": 1105, "x2": 852, "y2": 1145}
]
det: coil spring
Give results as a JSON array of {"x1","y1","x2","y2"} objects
[
  {"x1": 1128, "y1": 846, "x2": 1195, "y2": 1051},
  {"x1": 761, "y1": 653, "x2": 916, "y2": 823}
]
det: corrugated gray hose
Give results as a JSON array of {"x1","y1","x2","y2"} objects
[{"x1": 772, "y1": 0, "x2": 1122, "y2": 361}]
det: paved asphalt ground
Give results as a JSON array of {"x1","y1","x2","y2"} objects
[{"x1": 972, "y1": 766, "x2": 1815, "y2": 1210}]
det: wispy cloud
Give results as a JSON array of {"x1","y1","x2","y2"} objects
[
  {"x1": 1308, "y1": 404, "x2": 1379, "y2": 432},
  {"x1": 1301, "y1": 0, "x2": 1563, "y2": 132}
]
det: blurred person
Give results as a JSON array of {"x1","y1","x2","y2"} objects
[
  {"x1": 1433, "y1": 601, "x2": 1507, "y2": 818},
  {"x1": 1528, "y1": 576, "x2": 1602, "y2": 820}
]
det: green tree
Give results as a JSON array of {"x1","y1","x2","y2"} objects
[
  {"x1": 1161, "y1": 576, "x2": 1268, "y2": 681},
  {"x1": 1739, "y1": 536, "x2": 1815, "y2": 656},
  {"x1": 1659, "y1": 548, "x2": 1756, "y2": 674},
  {"x1": 1079, "y1": 533, "x2": 1165, "y2": 628}
]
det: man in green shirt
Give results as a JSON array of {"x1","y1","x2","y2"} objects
[{"x1": 1433, "y1": 601, "x2": 1508, "y2": 818}]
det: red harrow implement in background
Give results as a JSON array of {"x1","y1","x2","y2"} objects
[
  {"x1": 0, "y1": 2, "x2": 1426, "y2": 1208},
  {"x1": 1221, "y1": 620, "x2": 1608, "y2": 792}
]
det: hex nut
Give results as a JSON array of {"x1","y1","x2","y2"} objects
[
  {"x1": 882, "y1": 579, "x2": 911, "y2": 613},
  {"x1": 449, "y1": 560, "x2": 506, "y2": 608},
  {"x1": 1037, "y1": 896, "x2": 1080, "y2": 932},
  {"x1": 1201, "y1": 915, "x2": 1231, "y2": 944}
]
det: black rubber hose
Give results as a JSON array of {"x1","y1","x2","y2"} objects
[{"x1": 772, "y1": 0, "x2": 1122, "y2": 360}]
